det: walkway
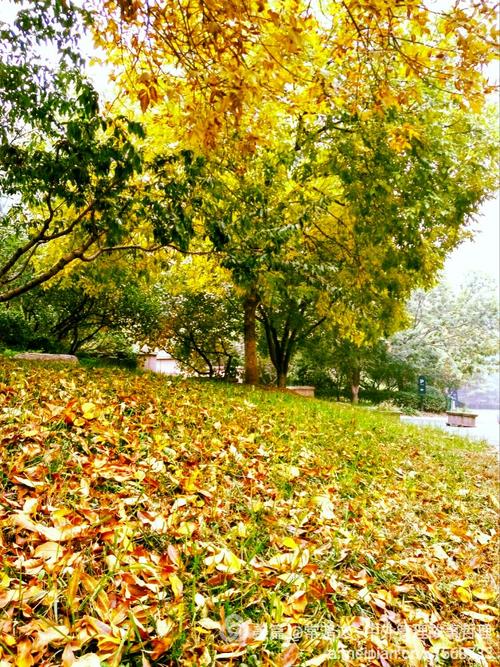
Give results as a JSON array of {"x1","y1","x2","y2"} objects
[{"x1": 400, "y1": 409, "x2": 499, "y2": 448}]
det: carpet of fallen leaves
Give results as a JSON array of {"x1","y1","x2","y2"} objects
[{"x1": 0, "y1": 360, "x2": 498, "y2": 667}]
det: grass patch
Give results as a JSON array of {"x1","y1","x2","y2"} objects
[{"x1": 0, "y1": 360, "x2": 498, "y2": 665}]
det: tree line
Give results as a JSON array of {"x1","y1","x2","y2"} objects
[{"x1": 0, "y1": 0, "x2": 498, "y2": 398}]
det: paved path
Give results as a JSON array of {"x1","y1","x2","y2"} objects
[{"x1": 400, "y1": 409, "x2": 499, "y2": 448}]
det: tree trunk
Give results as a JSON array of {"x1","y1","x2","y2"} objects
[
  {"x1": 243, "y1": 290, "x2": 259, "y2": 385},
  {"x1": 351, "y1": 365, "x2": 361, "y2": 404},
  {"x1": 277, "y1": 371, "x2": 287, "y2": 388},
  {"x1": 69, "y1": 328, "x2": 79, "y2": 355}
]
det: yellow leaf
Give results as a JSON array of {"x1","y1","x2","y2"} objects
[
  {"x1": 429, "y1": 635, "x2": 455, "y2": 651},
  {"x1": 455, "y1": 586, "x2": 472, "y2": 602},
  {"x1": 81, "y1": 401, "x2": 97, "y2": 420},
  {"x1": 183, "y1": 469, "x2": 200, "y2": 492},
  {"x1": 204, "y1": 548, "x2": 244, "y2": 574},
  {"x1": 169, "y1": 574, "x2": 183, "y2": 599},
  {"x1": 471, "y1": 587, "x2": 497, "y2": 601},
  {"x1": 281, "y1": 536, "x2": 299, "y2": 550},
  {"x1": 0, "y1": 572, "x2": 11, "y2": 589},
  {"x1": 67, "y1": 567, "x2": 82, "y2": 608},
  {"x1": 16, "y1": 639, "x2": 34, "y2": 667},
  {"x1": 220, "y1": 549, "x2": 245, "y2": 574}
]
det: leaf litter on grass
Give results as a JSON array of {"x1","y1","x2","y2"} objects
[{"x1": 0, "y1": 360, "x2": 498, "y2": 666}]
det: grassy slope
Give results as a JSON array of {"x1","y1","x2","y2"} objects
[{"x1": 0, "y1": 361, "x2": 497, "y2": 666}]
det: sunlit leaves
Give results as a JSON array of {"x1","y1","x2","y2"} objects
[
  {"x1": 95, "y1": 0, "x2": 499, "y2": 149},
  {"x1": 0, "y1": 360, "x2": 498, "y2": 664}
]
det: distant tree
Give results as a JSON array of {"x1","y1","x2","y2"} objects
[
  {"x1": 292, "y1": 330, "x2": 403, "y2": 404},
  {"x1": 294, "y1": 275, "x2": 499, "y2": 402},
  {"x1": 257, "y1": 291, "x2": 326, "y2": 388},
  {"x1": 0, "y1": 255, "x2": 163, "y2": 354},
  {"x1": 155, "y1": 288, "x2": 242, "y2": 379},
  {"x1": 143, "y1": 255, "x2": 243, "y2": 378},
  {"x1": 390, "y1": 275, "x2": 499, "y2": 390}
]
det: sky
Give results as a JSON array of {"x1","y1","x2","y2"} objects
[{"x1": 444, "y1": 195, "x2": 500, "y2": 286}]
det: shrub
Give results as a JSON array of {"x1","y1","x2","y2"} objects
[
  {"x1": 0, "y1": 310, "x2": 31, "y2": 349},
  {"x1": 0, "y1": 309, "x2": 58, "y2": 352},
  {"x1": 393, "y1": 387, "x2": 446, "y2": 413}
]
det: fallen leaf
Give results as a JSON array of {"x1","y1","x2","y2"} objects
[
  {"x1": 471, "y1": 587, "x2": 497, "y2": 601},
  {"x1": 11, "y1": 513, "x2": 88, "y2": 542},
  {"x1": 72, "y1": 655, "x2": 102, "y2": 667},
  {"x1": 81, "y1": 402, "x2": 97, "y2": 420},
  {"x1": 16, "y1": 639, "x2": 34, "y2": 667},
  {"x1": 32, "y1": 625, "x2": 70, "y2": 650},
  {"x1": 404, "y1": 625, "x2": 426, "y2": 666},
  {"x1": 278, "y1": 643, "x2": 300, "y2": 666},
  {"x1": 432, "y1": 544, "x2": 449, "y2": 560},
  {"x1": 454, "y1": 585, "x2": 472, "y2": 602},
  {"x1": 169, "y1": 574, "x2": 183, "y2": 599},
  {"x1": 197, "y1": 617, "x2": 221, "y2": 630},
  {"x1": 204, "y1": 549, "x2": 244, "y2": 574},
  {"x1": 461, "y1": 610, "x2": 497, "y2": 622}
]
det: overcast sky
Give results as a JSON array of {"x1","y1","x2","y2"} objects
[{"x1": 444, "y1": 195, "x2": 500, "y2": 286}]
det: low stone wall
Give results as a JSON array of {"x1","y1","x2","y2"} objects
[
  {"x1": 14, "y1": 353, "x2": 78, "y2": 364},
  {"x1": 287, "y1": 385, "x2": 315, "y2": 398},
  {"x1": 446, "y1": 411, "x2": 478, "y2": 428}
]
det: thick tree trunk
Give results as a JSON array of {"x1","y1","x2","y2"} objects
[
  {"x1": 243, "y1": 290, "x2": 259, "y2": 385},
  {"x1": 277, "y1": 371, "x2": 287, "y2": 388}
]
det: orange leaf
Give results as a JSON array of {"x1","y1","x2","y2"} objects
[
  {"x1": 67, "y1": 568, "x2": 82, "y2": 608},
  {"x1": 278, "y1": 644, "x2": 300, "y2": 666},
  {"x1": 138, "y1": 89, "x2": 149, "y2": 113},
  {"x1": 16, "y1": 639, "x2": 34, "y2": 667},
  {"x1": 11, "y1": 513, "x2": 88, "y2": 542}
]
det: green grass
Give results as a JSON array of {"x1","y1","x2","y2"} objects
[{"x1": 0, "y1": 360, "x2": 498, "y2": 666}]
